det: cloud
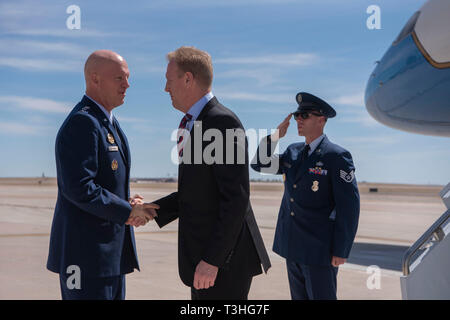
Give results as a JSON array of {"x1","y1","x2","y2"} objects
[
  {"x1": 216, "y1": 90, "x2": 291, "y2": 104},
  {"x1": 338, "y1": 110, "x2": 381, "y2": 127},
  {"x1": 2, "y1": 28, "x2": 118, "y2": 38},
  {"x1": 0, "y1": 96, "x2": 71, "y2": 114},
  {"x1": 216, "y1": 53, "x2": 319, "y2": 67},
  {"x1": 331, "y1": 93, "x2": 365, "y2": 107},
  {"x1": 340, "y1": 134, "x2": 403, "y2": 145},
  {"x1": 145, "y1": 0, "x2": 299, "y2": 8},
  {"x1": 0, "y1": 121, "x2": 47, "y2": 135},
  {"x1": 0, "y1": 38, "x2": 88, "y2": 72},
  {"x1": 0, "y1": 39, "x2": 89, "y2": 57},
  {"x1": 115, "y1": 116, "x2": 150, "y2": 124},
  {"x1": 0, "y1": 57, "x2": 81, "y2": 72},
  {"x1": 217, "y1": 68, "x2": 289, "y2": 87}
]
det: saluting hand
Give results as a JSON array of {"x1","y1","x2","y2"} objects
[{"x1": 271, "y1": 113, "x2": 292, "y2": 141}]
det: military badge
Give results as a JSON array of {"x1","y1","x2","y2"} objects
[
  {"x1": 111, "y1": 159, "x2": 118, "y2": 171},
  {"x1": 107, "y1": 133, "x2": 115, "y2": 144},
  {"x1": 309, "y1": 167, "x2": 328, "y2": 176},
  {"x1": 340, "y1": 170, "x2": 355, "y2": 183},
  {"x1": 312, "y1": 180, "x2": 319, "y2": 192}
]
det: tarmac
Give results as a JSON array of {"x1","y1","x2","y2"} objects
[{"x1": 0, "y1": 178, "x2": 446, "y2": 300}]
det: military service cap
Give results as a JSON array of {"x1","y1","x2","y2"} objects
[{"x1": 293, "y1": 92, "x2": 336, "y2": 118}]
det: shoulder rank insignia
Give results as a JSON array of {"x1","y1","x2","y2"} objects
[{"x1": 340, "y1": 170, "x2": 355, "y2": 183}]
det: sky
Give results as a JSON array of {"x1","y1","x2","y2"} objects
[{"x1": 0, "y1": 0, "x2": 448, "y2": 185}]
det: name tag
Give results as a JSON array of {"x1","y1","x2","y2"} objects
[{"x1": 108, "y1": 146, "x2": 119, "y2": 152}]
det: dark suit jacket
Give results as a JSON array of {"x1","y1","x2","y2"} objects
[
  {"x1": 47, "y1": 95, "x2": 139, "y2": 277},
  {"x1": 155, "y1": 97, "x2": 270, "y2": 287}
]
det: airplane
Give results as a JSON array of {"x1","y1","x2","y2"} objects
[
  {"x1": 364, "y1": 0, "x2": 450, "y2": 137},
  {"x1": 364, "y1": 0, "x2": 450, "y2": 299}
]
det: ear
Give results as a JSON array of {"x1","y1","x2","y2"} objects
[
  {"x1": 317, "y1": 116, "x2": 326, "y2": 126},
  {"x1": 184, "y1": 72, "x2": 194, "y2": 87},
  {"x1": 91, "y1": 72, "x2": 100, "y2": 86}
]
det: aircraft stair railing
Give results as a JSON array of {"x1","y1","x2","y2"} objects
[{"x1": 400, "y1": 183, "x2": 450, "y2": 299}]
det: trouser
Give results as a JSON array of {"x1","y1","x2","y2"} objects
[
  {"x1": 286, "y1": 260, "x2": 338, "y2": 300},
  {"x1": 59, "y1": 273, "x2": 126, "y2": 300}
]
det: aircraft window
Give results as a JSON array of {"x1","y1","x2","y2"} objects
[{"x1": 393, "y1": 11, "x2": 421, "y2": 45}]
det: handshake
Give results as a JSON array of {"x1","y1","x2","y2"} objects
[{"x1": 125, "y1": 194, "x2": 159, "y2": 227}]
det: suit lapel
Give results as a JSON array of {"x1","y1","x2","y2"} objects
[
  {"x1": 81, "y1": 96, "x2": 129, "y2": 167},
  {"x1": 113, "y1": 118, "x2": 130, "y2": 168},
  {"x1": 105, "y1": 120, "x2": 128, "y2": 166},
  {"x1": 178, "y1": 97, "x2": 218, "y2": 184}
]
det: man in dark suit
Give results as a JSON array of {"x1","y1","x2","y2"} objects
[
  {"x1": 251, "y1": 92, "x2": 360, "y2": 300},
  {"x1": 47, "y1": 50, "x2": 157, "y2": 300},
  {"x1": 152, "y1": 46, "x2": 271, "y2": 300}
]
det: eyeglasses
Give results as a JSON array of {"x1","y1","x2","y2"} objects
[{"x1": 293, "y1": 111, "x2": 323, "y2": 120}]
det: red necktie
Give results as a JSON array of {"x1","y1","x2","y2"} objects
[{"x1": 177, "y1": 113, "x2": 192, "y2": 157}]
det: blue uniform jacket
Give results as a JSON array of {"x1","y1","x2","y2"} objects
[
  {"x1": 47, "y1": 95, "x2": 139, "y2": 277},
  {"x1": 251, "y1": 135, "x2": 360, "y2": 266}
]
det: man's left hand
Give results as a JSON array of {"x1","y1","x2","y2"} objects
[
  {"x1": 193, "y1": 260, "x2": 218, "y2": 290},
  {"x1": 331, "y1": 256, "x2": 346, "y2": 267}
]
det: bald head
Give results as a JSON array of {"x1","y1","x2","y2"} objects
[
  {"x1": 84, "y1": 50, "x2": 126, "y2": 83},
  {"x1": 84, "y1": 50, "x2": 130, "y2": 111}
]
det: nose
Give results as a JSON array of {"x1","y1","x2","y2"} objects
[
  {"x1": 164, "y1": 81, "x2": 169, "y2": 93},
  {"x1": 123, "y1": 77, "x2": 130, "y2": 90}
]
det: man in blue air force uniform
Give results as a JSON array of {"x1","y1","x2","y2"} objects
[
  {"x1": 47, "y1": 50, "x2": 157, "y2": 300},
  {"x1": 251, "y1": 92, "x2": 360, "y2": 300}
]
